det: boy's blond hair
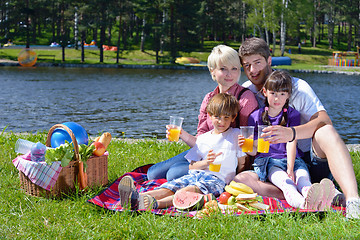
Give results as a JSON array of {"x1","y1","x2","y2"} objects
[
  {"x1": 206, "y1": 93, "x2": 240, "y2": 118},
  {"x1": 207, "y1": 45, "x2": 241, "y2": 81}
]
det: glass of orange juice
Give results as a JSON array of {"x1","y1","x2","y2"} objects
[
  {"x1": 168, "y1": 116, "x2": 184, "y2": 142},
  {"x1": 208, "y1": 148, "x2": 225, "y2": 172},
  {"x1": 240, "y1": 126, "x2": 254, "y2": 152},
  {"x1": 257, "y1": 125, "x2": 270, "y2": 153}
]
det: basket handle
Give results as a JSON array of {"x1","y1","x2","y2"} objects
[{"x1": 46, "y1": 124, "x2": 80, "y2": 161}]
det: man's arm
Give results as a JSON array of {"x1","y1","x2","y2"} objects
[{"x1": 263, "y1": 110, "x2": 332, "y2": 144}]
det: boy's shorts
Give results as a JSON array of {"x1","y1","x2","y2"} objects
[
  {"x1": 302, "y1": 147, "x2": 333, "y2": 183},
  {"x1": 158, "y1": 171, "x2": 225, "y2": 197}
]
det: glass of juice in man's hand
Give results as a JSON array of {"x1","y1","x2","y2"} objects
[
  {"x1": 257, "y1": 125, "x2": 270, "y2": 153},
  {"x1": 240, "y1": 126, "x2": 254, "y2": 153},
  {"x1": 168, "y1": 116, "x2": 184, "y2": 142}
]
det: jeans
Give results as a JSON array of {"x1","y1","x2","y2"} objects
[{"x1": 147, "y1": 150, "x2": 190, "y2": 181}]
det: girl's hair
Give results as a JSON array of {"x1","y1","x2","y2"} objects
[
  {"x1": 238, "y1": 37, "x2": 271, "y2": 65},
  {"x1": 207, "y1": 45, "x2": 241, "y2": 81},
  {"x1": 206, "y1": 93, "x2": 240, "y2": 118},
  {"x1": 262, "y1": 70, "x2": 293, "y2": 126}
]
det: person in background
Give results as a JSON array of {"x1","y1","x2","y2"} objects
[
  {"x1": 235, "y1": 37, "x2": 360, "y2": 219},
  {"x1": 147, "y1": 45, "x2": 258, "y2": 181},
  {"x1": 120, "y1": 93, "x2": 245, "y2": 210}
]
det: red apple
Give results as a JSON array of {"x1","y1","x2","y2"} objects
[{"x1": 92, "y1": 141, "x2": 106, "y2": 156}]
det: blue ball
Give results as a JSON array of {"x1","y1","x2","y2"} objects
[{"x1": 51, "y1": 122, "x2": 88, "y2": 148}]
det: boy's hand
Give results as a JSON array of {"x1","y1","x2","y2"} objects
[{"x1": 206, "y1": 149, "x2": 222, "y2": 164}]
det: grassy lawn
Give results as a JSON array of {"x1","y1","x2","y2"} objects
[
  {"x1": 1, "y1": 42, "x2": 359, "y2": 73},
  {"x1": 1, "y1": 132, "x2": 360, "y2": 239}
]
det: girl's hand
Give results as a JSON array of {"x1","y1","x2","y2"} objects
[
  {"x1": 287, "y1": 168, "x2": 295, "y2": 182},
  {"x1": 238, "y1": 135, "x2": 245, "y2": 147}
]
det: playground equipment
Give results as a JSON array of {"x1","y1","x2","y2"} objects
[{"x1": 329, "y1": 47, "x2": 360, "y2": 67}]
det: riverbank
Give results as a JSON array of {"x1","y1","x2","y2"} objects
[{"x1": 1, "y1": 59, "x2": 360, "y2": 76}]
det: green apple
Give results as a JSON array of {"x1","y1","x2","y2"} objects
[{"x1": 227, "y1": 196, "x2": 236, "y2": 205}]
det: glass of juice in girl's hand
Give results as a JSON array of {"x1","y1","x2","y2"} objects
[
  {"x1": 240, "y1": 126, "x2": 254, "y2": 152},
  {"x1": 257, "y1": 125, "x2": 270, "y2": 153},
  {"x1": 168, "y1": 116, "x2": 184, "y2": 142}
]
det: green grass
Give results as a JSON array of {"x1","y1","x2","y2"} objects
[
  {"x1": 1, "y1": 42, "x2": 359, "y2": 73},
  {"x1": 1, "y1": 132, "x2": 360, "y2": 239}
]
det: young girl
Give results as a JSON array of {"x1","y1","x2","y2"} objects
[
  {"x1": 239, "y1": 70, "x2": 336, "y2": 210},
  {"x1": 119, "y1": 93, "x2": 246, "y2": 210}
]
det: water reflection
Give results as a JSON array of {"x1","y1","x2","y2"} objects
[{"x1": 0, "y1": 67, "x2": 359, "y2": 144}]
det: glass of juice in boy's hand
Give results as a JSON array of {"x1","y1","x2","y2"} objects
[
  {"x1": 168, "y1": 116, "x2": 184, "y2": 142},
  {"x1": 240, "y1": 126, "x2": 254, "y2": 153},
  {"x1": 257, "y1": 125, "x2": 270, "y2": 153}
]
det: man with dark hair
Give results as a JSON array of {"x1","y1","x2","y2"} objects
[{"x1": 235, "y1": 37, "x2": 360, "y2": 219}]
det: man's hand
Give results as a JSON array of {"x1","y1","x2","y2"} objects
[{"x1": 261, "y1": 125, "x2": 294, "y2": 144}]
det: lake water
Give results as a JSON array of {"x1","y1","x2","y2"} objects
[{"x1": 1, "y1": 66, "x2": 359, "y2": 144}]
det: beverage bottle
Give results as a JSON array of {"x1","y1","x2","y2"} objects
[
  {"x1": 15, "y1": 139, "x2": 36, "y2": 154},
  {"x1": 30, "y1": 142, "x2": 47, "y2": 162}
]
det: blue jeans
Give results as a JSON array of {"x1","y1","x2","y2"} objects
[{"x1": 147, "y1": 150, "x2": 190, "y2": 181}]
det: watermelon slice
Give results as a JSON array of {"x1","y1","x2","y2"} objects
[{"x1": 173, "y1": 190, "x2": 216, "y2": 211}]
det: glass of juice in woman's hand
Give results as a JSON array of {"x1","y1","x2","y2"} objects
[
  {"x1": 168, "y1": 116, "x2": 184, "y2": 142},
  {"x1": 240, "y1": 126, "x2": 254, "y2": 152},
  {"x1": 257, "y1": 125, "x2": 270, "y2": 153}
]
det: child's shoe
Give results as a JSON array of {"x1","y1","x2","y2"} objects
[
  {"x1": 318, "y1": 178, "x2": 336, "y2": 211},
  {"x1": 346, "y1": 198, "x2": 360, "y2": 219},
  {"x1": 118, "y1": 175, "x2": 137, "y2": 209},
  {"x1": 304, "y1": 183, "x2": 323, "y2": 210}
]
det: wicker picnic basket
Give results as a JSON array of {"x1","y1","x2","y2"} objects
[{"x1": 19, "y1": 124, "x2": 108, "y2": 197}]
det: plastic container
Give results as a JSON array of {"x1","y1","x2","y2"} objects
[
  {"x1": 15, "y1": 139, "x2": 36, "y2": 154},
  {"x1": 30, "y1": 142, "x2": 47, "y2": 162}
]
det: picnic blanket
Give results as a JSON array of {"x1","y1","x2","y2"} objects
[
  {"x1": 87, "y1": 164, "x2": 345, "y2": 217},
  {"x1": 12, "y1": 153, "x2": 63, "y2": 191}
]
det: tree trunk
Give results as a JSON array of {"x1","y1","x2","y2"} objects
[
  {"x1": 347, "y1": 23, "x2": 353, "y2": 51},
  {"x1": 140, "y1": 18, "x2": 146, "y2": 52},
  {"x1": 280, "y1": 0, "x2": 288, "y2": 56},
  {"x1": 263, "y1": 2, "x2": 269, "y2": 45},
  {"x1": 272, "y1": 29, "x2": 276, "y2": 56},
  {"x1": 327, "y1": 2, "x2": 334, "y2": 49}
]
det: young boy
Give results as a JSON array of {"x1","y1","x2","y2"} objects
[{"x1": 118, "y1": 93, "x2": 246, "y2": 210}]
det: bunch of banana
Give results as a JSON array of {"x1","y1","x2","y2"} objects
[{"x1": 224, "y1": 181, "x2": 254, "y2": 196}]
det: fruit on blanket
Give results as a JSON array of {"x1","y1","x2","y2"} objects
[
  {"x1": 219, "y1": 192, "x2": 232, "y2": 204},
  {"x1": 173, "y1": 190, "x2": 216, "y2": 211},
  {"x1": 229, "y1": 181, "x2": 254, "y2": 194},
  {"x1": 225, "y1": 185, "x2": 248, "y2": 196},
  {"x1": 92, "y1": 141, "x2": 106, "y2": 156},
  {"x1": 195, "y1": 200, "x2": 220, "y2": 218},
  {"x1": 227, "y1": 196, "x2": 237, "y2": 205}
]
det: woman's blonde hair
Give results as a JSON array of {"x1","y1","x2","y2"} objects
[
  {"x1": 206, "y1": 93, "x2": 240, "y2": 118},
  {"x1": 207, "y1": 45, "x2": 241, "y2": 81}
]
